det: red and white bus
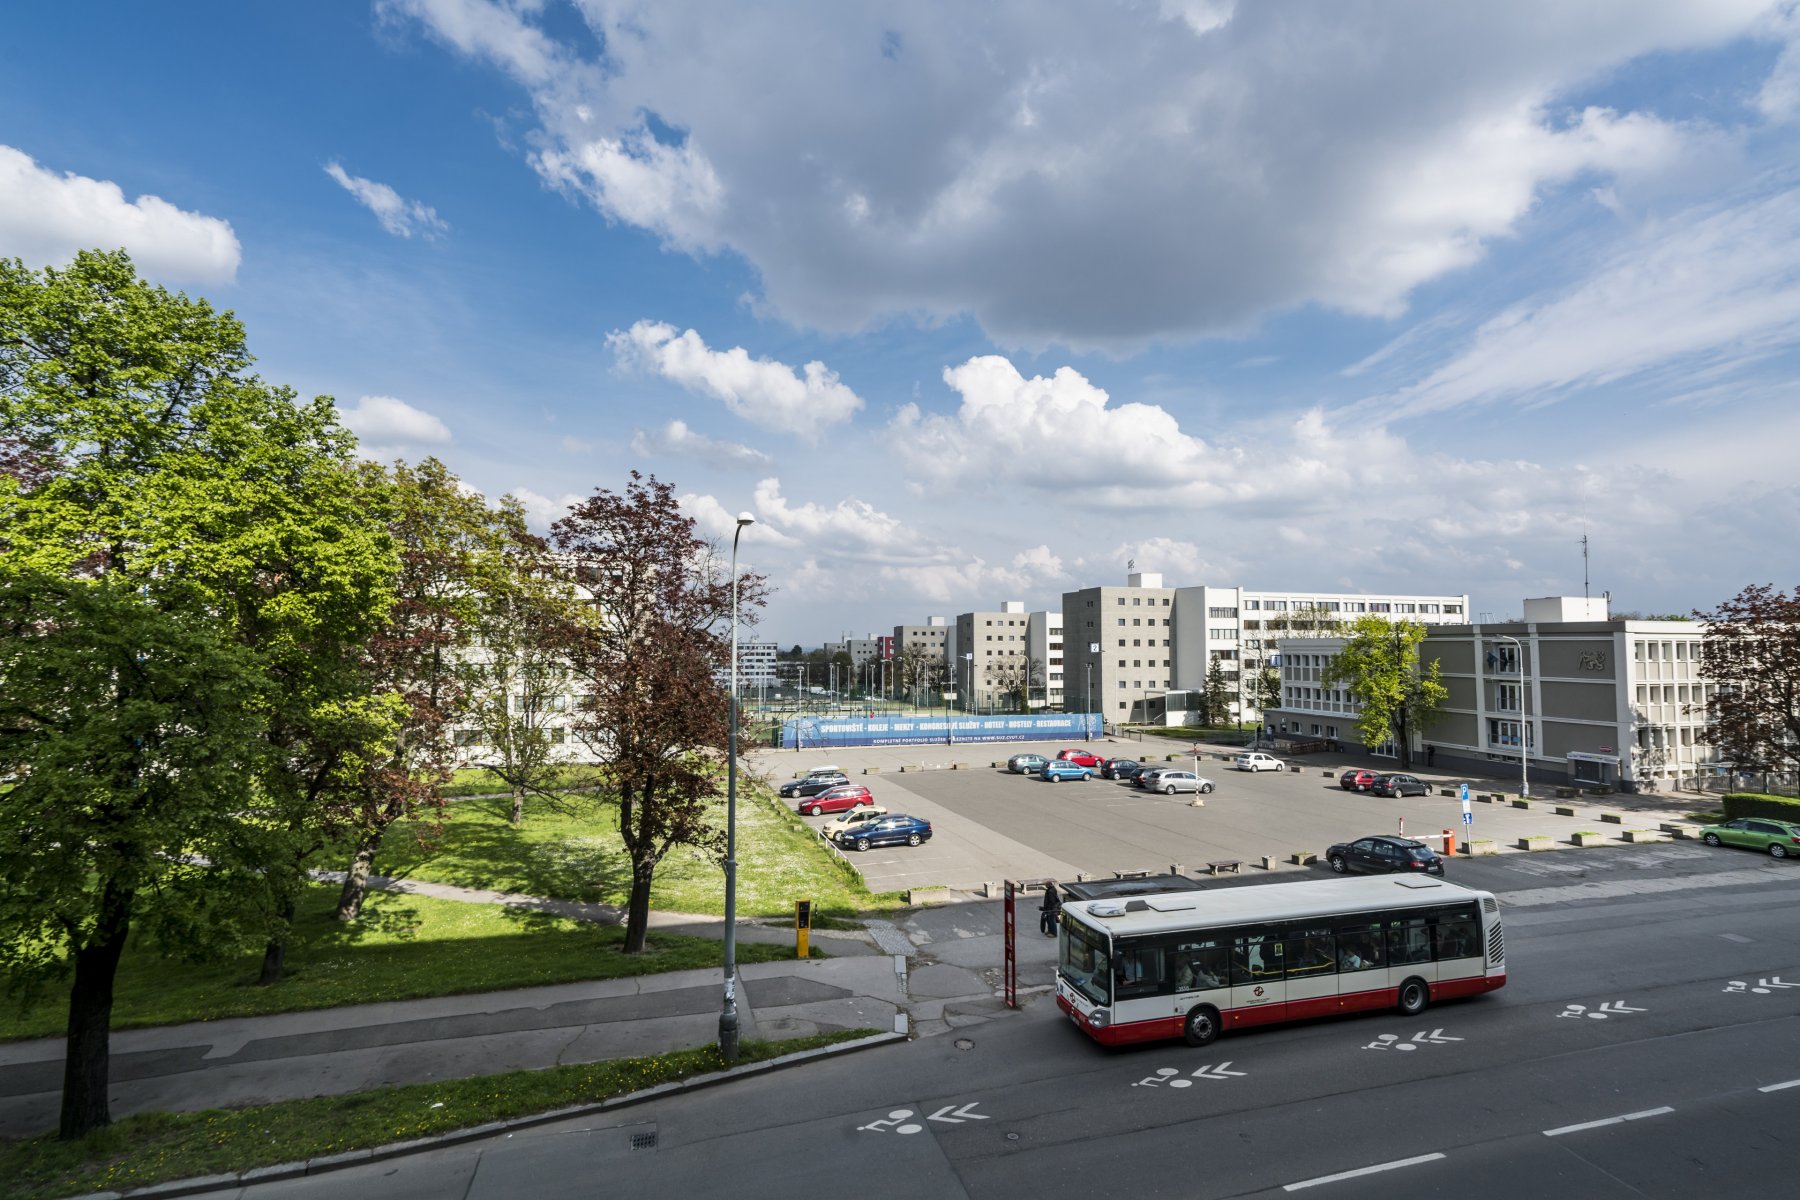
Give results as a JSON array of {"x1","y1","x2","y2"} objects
[{"x1": 1055, "y1": 875, "x2": 1505, "y2": 1047}]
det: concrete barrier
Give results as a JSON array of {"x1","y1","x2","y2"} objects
[
  {"x1": 1570, "y1": 832, "x2": 1607, "y2": 847},
  {"x1": 1622, "y1": 829, "x2": 1665, "y2": 843},
  {"x1": 1599, "y1": 811, "x2": 1625, "y2": 824},
  {"x1": 1260, "y1": 854, "x2": 1280, "y2": 870},
  {"x1": 1512, "y1": 798, "x2": 1532, "y2": 809},
  {"x1": 1461, "y1": 839, "x2": 1498, "y2": 856},
  {"x1": 1554, "y1": 804, "x2": 1577, "y2": 817},
  {"x1": 1661, "y1": 822, "x2": 1699, "y2": 839},
  {"x1": 1517, "y1": 836, "x2": 1554, "y2": 851}
]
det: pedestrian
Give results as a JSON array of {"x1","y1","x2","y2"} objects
[
  {"x1": 1426, "y1": 745, "x2": 1436, "y2": 768},
  {"x1": 1039, "y1": 880, "x2": 1061, "y2": 937}
]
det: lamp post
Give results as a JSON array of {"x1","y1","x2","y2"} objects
[
  {"x1": 964, "y1": 652, "x2": 975, "y2": 717},
  {"x1": 719, "y1": 511, "x2": 754, "y2": 1061},
  {"x1": 1494, "y1": 633, "x2": 1529, "y2": 799},
  {"x1": 1085, "y1": 660, "x2": 1093, "y2": 741}
]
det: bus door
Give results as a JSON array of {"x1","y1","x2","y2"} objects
[
  {"x1": 1228, "y1": 929, "x2": 1287, "y2": 1026},
  {"x1": 1282, "y1": 926, "x2": 1338, "y2": 1020}
]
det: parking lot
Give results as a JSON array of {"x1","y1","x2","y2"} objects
[{"x1": 747, "y1": 738, "x2": 1705, "y2": 895}]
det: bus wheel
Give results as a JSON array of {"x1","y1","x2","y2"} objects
[
  {"x1": 1397, "y1": 978, "x2": 1430, "y2": 1017},
  {"x1": 1183, "y1": 1005, "x2": 1220, "y2": 1047}
]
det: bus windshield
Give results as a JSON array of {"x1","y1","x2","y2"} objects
[{"x1": 1059, "y1": 915, "x2": 1113, "y2": 1006}]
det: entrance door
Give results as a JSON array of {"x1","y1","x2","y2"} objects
[{"x1": 1229, "y1": 931, "x2": 1287, "y2": 1027}]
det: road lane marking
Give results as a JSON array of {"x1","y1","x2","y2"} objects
[
  {"x1": 1284, "y1": 1153, "x2": 1446, "y2": 1191},
  {"x1": 1758, "y1": 1079, "x2": 1800, "y2": 1092},
  {"x1": 1543, "y1": 1106, "x2": 1674, "y2": 1137}
]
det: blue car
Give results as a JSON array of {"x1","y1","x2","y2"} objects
[
  {"x1": 835, "y1": 814, "x2": 932, "y2": 852},
  {"x1": 1040, "y1": 760, "x2": 1092, "y2": 782}
]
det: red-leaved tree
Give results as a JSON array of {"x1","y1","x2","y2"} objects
[
  {"x1": 1696, "y1": 584, "x2": 1800, "y2": 776},
  {"x1": 552, "y1": 473, "x2": 767, "y2": 953}
]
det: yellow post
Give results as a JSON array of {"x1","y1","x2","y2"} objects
[{"x1": 795, "y1": 898, "x2": 812, "y2": 959}]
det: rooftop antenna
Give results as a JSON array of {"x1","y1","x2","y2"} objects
[{"x1": 1581, "y1": 533, "x2": 1589, "y2": 600}]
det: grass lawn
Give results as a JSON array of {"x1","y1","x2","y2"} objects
[
  {"x1": 0, "y1": 884, "x2": 816, "y2": 1043},
  {"x1": 1, "y1": 1029, "x2": 875, "y2": 1200},
  {"x1": 379, "y1": 782, "x2": 902, "y2": 920}
]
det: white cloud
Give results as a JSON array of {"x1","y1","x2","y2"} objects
[
  {"x1": 631, "y1": 419, "x2": 774, "y2": 468},
  {"x1": 559, "y1": 434, "x2": 594, "y2": 453},
  {"x1": 1376, "y1": 185, "x2": 1800, "y2": 416},
  {"x1": 324, "y1": 162, "x2": 449, "y2": 239},
  {"x1": 382, "y1": 1, "x2": 1782, "y2": 350},
  {"x1": 0, "y1": 144, "x2": 240, "y2": 283},
  {"x1": 609, "y1": 320, "x2": 863, "y2": 439},
  {"x1": 339, "y1": 394, "x2": 453, "y2": 453},
  {"x1": 510, "y1": 486, "x2": 586, "y2": 530}
]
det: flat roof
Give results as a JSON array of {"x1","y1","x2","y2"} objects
[{"x1": 1064, "y1": 876, "x2": 1489, "y2": 939}]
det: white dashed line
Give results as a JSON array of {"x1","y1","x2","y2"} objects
[
  {"x1": 1543, "y1": 1106, "x2": 1674, "y2": 1137},
  {"x1": 1283, "y1": 1153, "x2": 1446, "y2": 1191},
  {"x1": 1758, "y1": 1079, "x2": 1800, "y2": 1093}
]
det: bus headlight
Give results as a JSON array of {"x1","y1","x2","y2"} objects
[{"x1": 1089, "y1": 1009, "x2": 1110, "y2": 1028}]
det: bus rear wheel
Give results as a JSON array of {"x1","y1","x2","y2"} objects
[
  {"x1": 1397, "y1": 977, "x2": 1430, "y2": 1017},
  {"x1": 1183, "y1": 1005, "x2": 1220, "y2": 1047}
]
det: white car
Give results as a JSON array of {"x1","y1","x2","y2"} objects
[
  {"x1": 1235, "y1": 751, "x2": 1284, "y2": 772},
  {"x1": 820, "y1": 804, "x2": 888, "y2": 840}
]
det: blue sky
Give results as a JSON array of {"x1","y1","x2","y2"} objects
[{"x1": 6, "y1": 1, "x2": 1800, "y2": 645}]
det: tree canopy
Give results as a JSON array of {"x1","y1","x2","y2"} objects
[
  {"x1": 1697, "y1": 584, "x2": 1800, "y2": 774},
  {"x1": 1321, "y1": 616, "x2": 1446, "y2": 767}
]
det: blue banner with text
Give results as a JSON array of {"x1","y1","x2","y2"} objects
[{"x1": 778, "y1": 712, "x2": 1102, "y2": 748}]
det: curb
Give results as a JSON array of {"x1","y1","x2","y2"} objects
[{"x1": 75, "y1": 1030, "x2": 908, "y2": 1200}]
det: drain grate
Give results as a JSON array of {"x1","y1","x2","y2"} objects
[{"x1": 630, "y1": 1131, "x2": 658, "y2": 1151}]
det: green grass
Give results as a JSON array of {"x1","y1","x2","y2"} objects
[
  {"x1": 0, "y1": 884, "x2": 817, "y2": 1043},
  {"x1": 440, "y1": 765, "x2": 609, "y2": 798},
  {"x1": 0, "y1": 1030, "x2": 877, "y2": 1200},
  {"x1": 378, "y1": 782, "x2": 902, "y2": 921}
]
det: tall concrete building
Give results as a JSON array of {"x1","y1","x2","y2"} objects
[
  {"x1": 953, "y1": 601, "x2": 1035, "y2": 710},
  {"x1": 1063, "y1": 573, "x2": 1471, "y2": 723},
  {"x1": 1027, "y1": 609, "x2": 1064, "y2": 708}
]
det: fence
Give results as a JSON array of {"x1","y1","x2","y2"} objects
[{"x1": 778, "y1": 712, "x2": 1101, "y2": 749}]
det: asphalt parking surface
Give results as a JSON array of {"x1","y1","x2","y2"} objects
[{"x1": 752, "y1": 739, "x2": 1708, "y2": 893}]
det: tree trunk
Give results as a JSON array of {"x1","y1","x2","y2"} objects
[
  {"x1": 60, "y1": 881, "x2": 132, "y2": 1140},
  {"x1": 622, "y1": 857, "x2": 656, "y2": 953},
  {"x1": 510, "y1": 785, "x2": 525, "y2": 827},
  {"x1": 336, "y1": 831, "x2": 383, "y2": 922},
  {"x1": 257, "y1": 892, "x2": 298, "y2": 986}
]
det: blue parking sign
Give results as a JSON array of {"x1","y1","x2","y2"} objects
[
  {"x1": 1458, "y1": 782, "x2": 1470, "y2": 802},
  {"x1": 1462, "y1": 810, "x2": 1473, "y2": 826}
]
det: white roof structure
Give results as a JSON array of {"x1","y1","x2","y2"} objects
[{"x1": 1064, "y1": 876, "x2": 1490, "y2": 938}]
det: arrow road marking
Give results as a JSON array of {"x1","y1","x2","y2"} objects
[
  {"x1": 927, "y1": 1103, "x2": 988, "y2": 1124},
  {"x1": 1724, "y1": 976, "x2": 1798, "y2": 994},
  {"x1": 857, "y1": 1109, "x2": 923, "y2": 1134},
  {"x1": 1190, "y1": 1062, "x2": 1247, "y2": 1080},
  {"x1": 1595, "y1": 1001, "x2": 1646, "y2": 1016},
  {"x1": 1412, "y1": 1029, "x2": 1462, "y2": 1043}
]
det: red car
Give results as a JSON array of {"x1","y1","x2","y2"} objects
[
  {"x1": 1339, "y1": 769, "x2": 1380, "y2": 791},
  {"x1": 1057, "y1": 748, "x2": 1104, "y2": 768},
  {"x1": 797, "y1": 784, "x2": 875, "y2": 817}
]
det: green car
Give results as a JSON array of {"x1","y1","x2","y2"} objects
[{"x1": 1700, "y1": 817, "x2": 1800, "y2": 858}]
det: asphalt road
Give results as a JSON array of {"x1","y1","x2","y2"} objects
[{"x1": 233, "y1": 844, "x2": 1800, "y2": 1199}]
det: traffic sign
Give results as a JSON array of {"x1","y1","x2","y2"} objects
[
  {"x1": 1458, "y1": 782, "x2": 1470, "y2": 802},
  {"x1": 1461, "y1": 811, "x2": 1473, "y2": 827}
]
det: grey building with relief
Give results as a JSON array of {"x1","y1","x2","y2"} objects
[{"x1": 1267, "y1": 596, "x2": 1718, "y2": 793}]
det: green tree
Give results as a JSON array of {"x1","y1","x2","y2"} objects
[
  {"x1": 1203, "y1": 656, "x2": 1232, "y2": 726},
  {"x1": 464, "y1": 496, "x2": 581, "y2": 826},
  {"x1": 1322, "y1": 617, "x2": 1446, "y2": 767},
  {"x1": 0, "y1": 250, "x2": 395, "y2": 1136},
  {"x1": 1696, "y1": 584, "x2": 1800, "y2": 775},
  {"x1": 552, "y1": 473, "x2": 768, "y2": 953}
]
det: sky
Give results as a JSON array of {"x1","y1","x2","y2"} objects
[{"x1": 5, "y1": 1, "x2": 1800, "y2": 646}]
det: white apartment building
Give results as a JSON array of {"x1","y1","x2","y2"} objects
[
  {"x1": 1027, "y1": 610, "x2": 1064, "y2": 708},
  {"x1": 1064, "y1": 573, "x2": 1470, "y2": 723},
  {"x1": 953, "y1": 601, "x2": 1036, "y2": 711}
]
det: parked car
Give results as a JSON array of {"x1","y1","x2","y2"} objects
[
  {"x1": 1325, "y1": 835, "x2": 1446, "y2": 876},
  {"x1": 1100, "y1": 757, "x2": 1142, "y2": 780},
  {"x1": 796, "y1": 783, "x2": 875, "y2": 817},
  {"x1": 799, "y1": 764, "x2": 845, "y2": 778},
  {"x1": 1056, "y1": 748, "x2": 1104, "y2": 768},
  {"x1": 1235, "y1": 751, "x2": 1284, "y2": 772},
  {"x1": 820, "y1": 805, "x2": 889, "y2": 840},
  {"x1": 1116, "y1": 762, "x2": 1157, "y2": 783},
  {"x1": 1371, "y1": 773, "x2": 1430, "y2": 798},
  {"x1": 1339, "y1": 769, "x2": 1380, "y2": 792},
  {"x1": 837, "y1": 814, "x2": 933, "y2": 851},
  {"x1": 1700, "y1": 817, "x2": 1800, "y2": 858},
  {"x1": 1135, "y1": 768, "x2": 1175, "y2": 790},
  {"x1": 778, "y1": 772, "x2": 850, "y2": 799},
  {"x1": 1007, "y1": 753, "x2": 1050, "y2": 774},
  {"x1": 1040, "y1": 760, "x2": 1092, "y2": 782},
  {"x1": 1146, "y1": 770, "x2": 1215, "y2": 795}
]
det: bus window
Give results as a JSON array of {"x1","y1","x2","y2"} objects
[
  {"x1": 1334, "y1": 921, "x2": 1384, "y2": 972},
  {"x1": 1286, "y1": 928, "x2": 1336, "y2": 979},
  {"x1": 1059, "y1": 919, "x2": 1113, "y2": 1006},
  {"x1": 1114, "y1": 943, "x2": 1166, "y2": 999},
  {"x1": 1231, "y1": 932, "x2": 1283, "y2": 985},
  {"x1": 1434, "y1": 909, "x2": 1481, "y2": 960},
  {"x1": 1172, "y1": 939, "x2": 1228, "y2": 991},
  {"x1": 1385, "y1": 917, "x2": 1432, "y2": 965}
]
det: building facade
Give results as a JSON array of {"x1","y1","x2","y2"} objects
[
  {"x1": 1027, "y1": 610, "x2": 1064, "y2": 708},
  {"x1": 953, "y1": 600, "x2": 1034, "y2": 711},
  {"x1": 1267, "y1": 597, "x2": 1717, "y2": 792}
]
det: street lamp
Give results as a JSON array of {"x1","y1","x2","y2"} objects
[
  {"x1": 1494, "y1": 633, "x2": 1529, "y2": 799},
  {"x1": 964, "y1": 652, "x2": 975, "y2": 716},
  {"x1": 720, "y1": 511, "x2": 754, "y2": 1061}
]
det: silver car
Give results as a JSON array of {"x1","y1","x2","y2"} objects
[{"x1": 1148, "y1": 770, "x2": 1215, "y2": 795}]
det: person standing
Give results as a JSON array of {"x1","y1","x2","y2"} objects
[{"x1": 1039, "y1": 881, "x2": 1061, "y2": 936}]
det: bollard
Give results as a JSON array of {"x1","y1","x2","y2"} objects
[
  {"x1": 1170, "y1": 863, "x2": 1184, "y2": 876},
  {"x1": 1443, "y1": 828, "x2": 1457, "y2": 857}
]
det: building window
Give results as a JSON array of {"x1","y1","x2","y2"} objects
[
  {"x1": 1494, "y1": 683, "x2": 1521, "y2": 713},
  {"x1": 1209, "y1": 606, "x2": 1238, "y2": 617},
  {"x1": 1488, "y1": 719, "x2": 1535, "y2": 749}
]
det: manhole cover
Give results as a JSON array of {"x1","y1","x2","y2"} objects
[
  {"x1": 955, "y1": 1038, "x2": 975, "y2": 1051},
  {"x1": 1007, "y1": 1132, "x2": 1020, "y2": 1141},
  {"x1": 630, "y1": 1131, "x2": 658, "y2": 1151}
]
